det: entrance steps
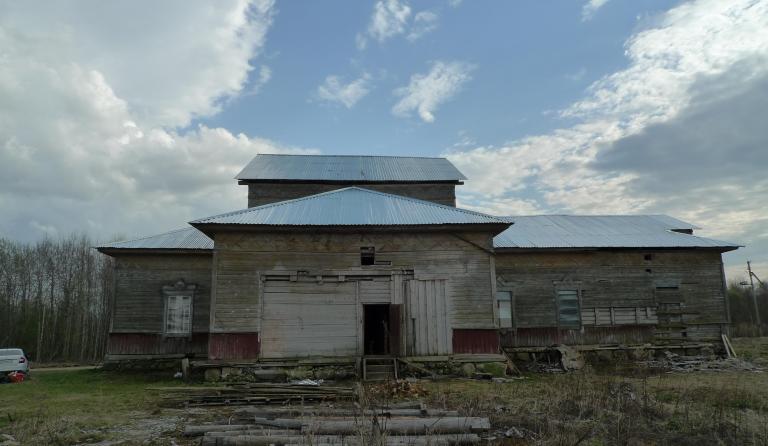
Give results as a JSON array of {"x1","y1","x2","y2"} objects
[{"x1": 362, "y1": 357, "x2": 397, "y2": 381}]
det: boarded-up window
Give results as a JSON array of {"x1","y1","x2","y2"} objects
[
  {"x1": 557, "y1": 290, "x2": 580, "y2": 328},
  {"x1": 496, "y1": 291, "x2": 512, "y2": 328},
  {"x1": 166, "y1": 295, "x2": 192, "y2": 336}
]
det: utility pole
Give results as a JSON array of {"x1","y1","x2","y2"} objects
[{"x1": 747, "y1": 261, "x2": 762, "y2": 334}]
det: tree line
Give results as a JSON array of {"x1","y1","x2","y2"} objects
[
  {"x1": 727, "y1": 278, "x2": 768, "y2": 337},
  {"x1": 0, "y1": 235, "x2": 114, "y2": 362}
]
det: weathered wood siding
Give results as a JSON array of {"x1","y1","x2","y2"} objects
[
  {"x1": 405, "y1": 279, "x2": 451, "y2": 355},
  {"x1": 212, "y1": 232, "x2": 497, "y2": 351},
  {"x1": 111, "y1": 254, "x2": 212, "y2": 336},
  {"x1": 260, "y1": 280, "x2": 358, "y2": 358},
  {"x1": 495, "y1": 250, "x2": 728, "y2": 346},
  {"x1": 246, "y1": 182, "x2": 458, "y2": 207}
]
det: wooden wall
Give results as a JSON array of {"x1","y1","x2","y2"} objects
[
  {"x1": 109, "y1": 254, "x2": 212, "y2": 355},
  {"x1": 246, "y1": 182, "x2": 458, "y2": 207},
  {"x1": 495, "y1": 250, "x2": 728, "y2": 346},
  {"x1": 212, "y1": 231, "x2": 497, "y2": 344}
]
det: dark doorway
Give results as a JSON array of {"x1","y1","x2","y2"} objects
[{"x1": 364, "y1": 304, "x2": 390, "y2": 355}]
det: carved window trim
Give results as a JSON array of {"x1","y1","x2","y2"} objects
[{"x1": 162, "y1": 279, "x2": 196, "y2": 338}]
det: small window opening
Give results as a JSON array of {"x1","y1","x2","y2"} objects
[
  {"x1": 496, "y1": 291, "x2": 513, "y2": 328},
  {"x1": 361, "y1": 247, "x2": 375, "y2": 266},
  {"x1": 644, "y1": 254, "x2": 653, "y2": 261},
  {"x1": 645, "y1": 268, "x2": 653, "y2": 274}
]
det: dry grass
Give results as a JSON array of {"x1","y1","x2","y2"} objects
[{"x1": 0, "y1": 369, "x2": 187, "y2": 445}]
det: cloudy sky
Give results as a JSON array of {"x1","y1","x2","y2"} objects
[{"x1": 1, "y1": 0, "x2": 766, "y2": 280}]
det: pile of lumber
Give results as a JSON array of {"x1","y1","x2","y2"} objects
[
  {"x1": 152, "y1": 383, "x2": 355, "y2": 407},
  {"x1": 183, "y1": 403, "x2": 490, "y2": 445}
]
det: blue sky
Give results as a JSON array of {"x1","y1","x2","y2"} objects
[
  {"x1": 205, "y1": 0, "x2": 666, "y2": 154},
  {"x1": 0, "y1": 0, "x2": 766, "y2": 280}
]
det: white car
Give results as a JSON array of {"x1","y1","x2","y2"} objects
[{"x1": 0, "y1": 348, "x2": 30, "y2": 375}]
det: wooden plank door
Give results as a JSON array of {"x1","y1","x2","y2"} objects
[{"x1": 405, "y1": 279, "x2": 451, "y2": 356}]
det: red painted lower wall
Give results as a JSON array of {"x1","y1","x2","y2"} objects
[
  {"x1": 452, "y1": 329, "x2": 500, "y2": 354},
  {"x1": 107, "y1": 333, "x2": 208, "y2": 356},
  {"x1": 500, "y1": 326, "x2": 654, "y2": 347},
  {"x1": 208, "y1": 333, "x2": 260, "y2": 360}
]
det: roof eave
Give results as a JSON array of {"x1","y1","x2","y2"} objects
[
  {"x1": 236, "y1": 178, "x2": 465, "y2": 185},
  {"x1": 96, "y1": 247, "x2": 213, "y2": 257},
  {"x1": 190, "y1": 222, "x2": 510, "y2": 238},
  {"x1": 493, "y1": 245, "x2": 741, "y2": 253}
]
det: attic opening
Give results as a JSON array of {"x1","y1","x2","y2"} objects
[{"x1": 361, "y1": 247, "x2": 375, "y2": 266}]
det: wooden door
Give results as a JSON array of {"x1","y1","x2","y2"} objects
[
  {"x1": 261, "y1": 280, "x2": 358, "y2": 358},
  {"x1": 405, "y1": 279, "x2": 451, "y2": 356}
]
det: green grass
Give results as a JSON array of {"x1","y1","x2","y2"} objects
[{"x1": 0, "y1": 369, "x2": 186, "y2": 445}]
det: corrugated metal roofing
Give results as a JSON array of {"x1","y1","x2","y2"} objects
[
  {"x1": 191, "y1": 187, "x2": 507, "y2": 227},
  {"x1": 97, "y1": 227, "x2": 213, "y2": 250},
  {"x1": 493, "y1": 215, "x2": 740, "y2": 250},
  {"x1": 235, "y1": 154, "x2": 467, "y2": 182}
]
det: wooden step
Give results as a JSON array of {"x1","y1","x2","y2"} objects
[{"x1": 362, "y1": 357, "x2": 397, "y2": 381}]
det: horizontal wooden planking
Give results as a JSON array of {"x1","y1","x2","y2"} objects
[
  {"x1": 260, "y1": 280, "x2": 358, "y2": 358},
  {"x1": 113, "y1": 254, "x2": 212, "y2": 333},
  {"x1": 496, "y1": 249, "x2": 728, "y2": 331},
  {"x1": 107, "y1": 333, "x2": 208, "y2": 356},
  {"x1": 247, "y1": 182, "x2": 457, "y2": 207},
  {"x1": 213, "y1": 232, "x2": 496, "y2": 333},
  {"x1": 501, "y1": 326, "x2": 654, "y2": 347}
]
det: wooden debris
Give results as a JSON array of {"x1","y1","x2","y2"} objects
[
  {"x1": 200, "y1": 433, "x2": 481, "y2": 445},
  {"x1": 183, "y1": 402, "x2": 490, "y2": 445},
  {"x1": 152, "y1": 383, "x2": 355, "y2": 407}
]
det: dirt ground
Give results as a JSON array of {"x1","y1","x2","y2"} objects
[{"x1": 0, "y1": 338, "x2": 766, "y2": 445}]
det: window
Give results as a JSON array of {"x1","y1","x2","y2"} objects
[
  {"x1": 360, "y1": 247, "x2": 375, "y2": 265},
  {"x1": 556, "y1": 289, "x2": 581, "y2": 328},
  {"x1": 165, "y1": 294, "x2": 192, "y2": 336},
  {"x1": 162, "y1": 279, "x2": 196, "y2": 337},
  {"x1": 496, "y1": 291, "x2": 513, "y2": 328}
]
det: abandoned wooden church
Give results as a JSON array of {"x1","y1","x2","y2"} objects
[{"x1": 97, "y1": 154, "x2": 739, "y2": 372}]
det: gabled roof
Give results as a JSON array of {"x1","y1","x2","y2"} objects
[
  {"x1": 97, "y1": 227, "x2": 213, "y2": 253},
  {"x1": 235, "y1": 154, "x2": 466, "y2": 182},
  {"x1": 190, "y1": 187, "x2": 507, "y2": 229},
  {"x1": 493, "y1": 215, "x2": 740, "y2": 251}
]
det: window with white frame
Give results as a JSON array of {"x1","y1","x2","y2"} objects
[
  {"x1": 162, "y1": 279, "x2": 196, "y2": 337},
  {"x1": 496, "y1": 291, "x2": 513, "y2": 328},
  {"x1": 165, "y1": 294, "x2": 192, "y2": 335},
  {"x1": 556, "y1": 289, "x2": 581, "y2": 328}
]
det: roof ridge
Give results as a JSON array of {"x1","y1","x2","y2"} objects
[
  {"x1": 253, "y1": 154, "x2": 449, "y2": 160},
  {"x1": 190, "y1": 186, "x2": 508, "y2": 225}
]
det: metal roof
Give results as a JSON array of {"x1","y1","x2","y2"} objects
[
  {"x1": 235, "y1": 154, "x2": 467, "y2": 182},
  {"x1": 97, "y1": 227, "x2": 213, "y2": 251},
  {"x1": 191, "y1": 187, "x2": 507, "y2": 227},
  {"x1": 493, "y1": 215, "x2": 740, "y2": 250}
]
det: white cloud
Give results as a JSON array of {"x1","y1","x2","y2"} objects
[
  {"x1": 0, "y1": 1, "x2": 317, "y2": 242},
  {"x1": 582, "y1": 0, "x2": 611, "y2": 21},
  {"x1": 247, "y1": 65, "x2": 272, "y2": 96},
  {"x1": 316, "y1": 73, "x2": 372, "y2": 108},
  {"x1": 393, "y1": 61, "x2": 475, "y2": 123},
  {"x1": 407, "y1": 11, "x2": 439, "y2": 41},
  {"x1": 357, "y1": 0, "x2": 437, "y2": 48},
  {"x1": 448, "y1": 0, "x2": 463, "y2": 8},
  {"x1": 446, "y1": 0, "x2": 768, "y2": 278}
]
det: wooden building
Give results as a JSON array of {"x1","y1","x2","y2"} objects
[{"x1": 97, "y1": 155, "x2": 739, "y2": 365}]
